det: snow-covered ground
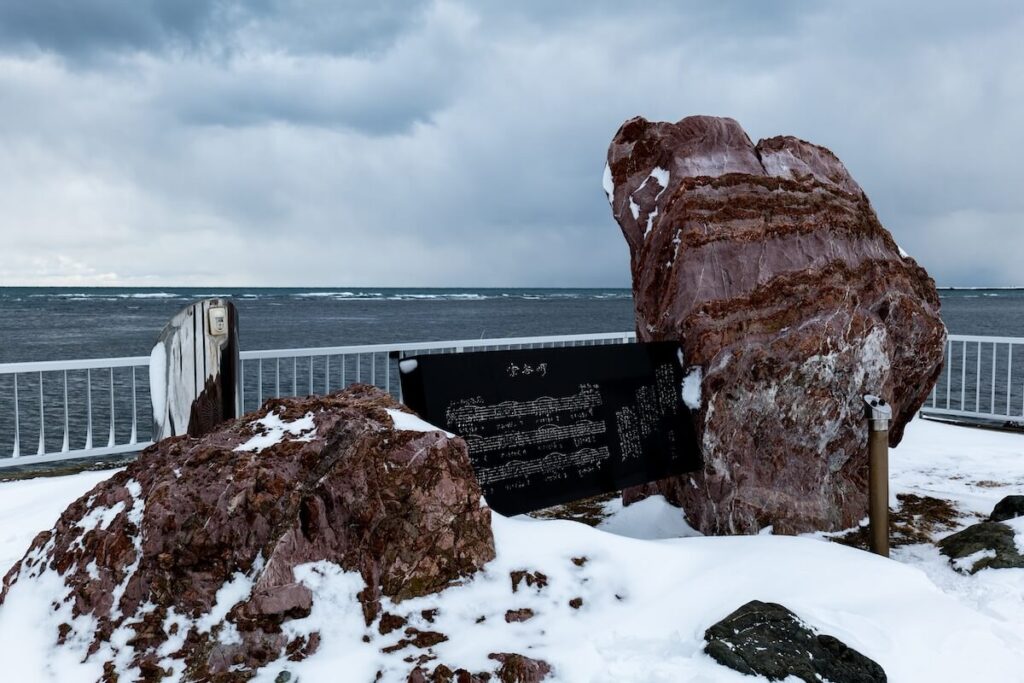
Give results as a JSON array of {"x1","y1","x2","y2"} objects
[{"x1": 0, "y1": 418, "x2": 1022, "y2": 682}]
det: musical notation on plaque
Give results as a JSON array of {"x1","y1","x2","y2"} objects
[{"x1": 399, "y1": 342, "x2": 701, "y2": 515}]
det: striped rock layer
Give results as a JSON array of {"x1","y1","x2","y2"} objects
[{"x1": 606, "y1": 115, "x2": 945, "y2": 535}]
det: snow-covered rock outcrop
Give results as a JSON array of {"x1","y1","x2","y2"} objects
[
  {"x1": 606, "y1": 114, "x2": 947, "y2": 534},
  {"x1": 0, "y1": 386, "x2": 497, "y2": 681}
]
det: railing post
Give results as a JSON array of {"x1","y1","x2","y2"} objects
[
  {"x1": 107, "y1": 367, "x2": 116, "y2": 448},
  {"x1": 11, "y1": 373, "x2": 19, "y2": 458},
  {"x1": 130, "y1": 366, "x2": 138, "y2": 445},
  {"x1": 864, "y1": 394, "x2": 891, "y2": 558},
  {"x1": 976, "y1": 340, "x2": 981, "y2": 412},
  {"x1": 37, "y1": 372, "x2": 45, "y2": 456},
  {"x1": 945, "y1": 340, "x2": 952, "y2": 408},
  {"x1": 85, "y1": 368, "x2": 93, "y2": 451},
  {"x1": 1007, "y1": 344, "x2": 1013, "y2": 416},
  {"x1": 239, "y1": 360, "x2": 245, "y2": 416},
  {"x1": 991, "y1": 341, "x2": 997, "y2": 413},
  {"x1": 62, "y1": 370, "x2": 69, "y2": 452},
  {"x1": 960, "y1": 341, "x2": 966, "y2": 410}
]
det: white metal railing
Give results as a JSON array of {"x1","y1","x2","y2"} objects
[
  {"x1": 0, "y1": 355, "x2": 152, "y2": 468},
  {"x1": 3, "y1": 330, "x2": 1019, "y2": 468},
  {"x1": 237, "y1": 332, "x2": 637, "y2": 413},
  {"x1": 1, "y1": 332, "x2": 636, "y2": 468},
  {"x1": 920, "y1": 334, "x2": 1024, "y2": 425}
]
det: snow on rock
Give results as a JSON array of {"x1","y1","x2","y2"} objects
[
  {"x1": 951, "y1": 548, "x2": 998, "y2": 573},
  {"x1": 0, "y1": 470, "x2": 118, "y2": 580},
  {"x1": 680, "y1": 366, "x2": 703, "y2": 410},
  {"x1": 233, "y1": 409, "x2": 317, "y2": 453},
  {"x1": 386, "y1": 407, "x2": 454, "y2": 437},
  {"x1": 602, "y1": 163, "x2": 614, "y2": 206},
  {"x1": 649, "y1": 166, "x2": 670, "y2": 191},
  {"x1": 1009, "y1": 516, "x2": 1024, "y2": 554}
]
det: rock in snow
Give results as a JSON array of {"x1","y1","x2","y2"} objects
[
  {"x1": 938, "y1": 520, "x2": 1024, "y2": 574},
  {"x1": 703, "y1": 600, "x2": 887, "y2": 682},
  {"x1": 607, "y1": 115, "x2": 946, "y2": 534},
  {"x1": 990, "y1": 495, "x2": 1024, "y2": 522},
  {"x1": 0, "y1": 386, "x2": 498, "y2": 681}
]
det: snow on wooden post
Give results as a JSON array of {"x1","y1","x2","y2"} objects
[
  {"x1": 150, "y1": 299, "x2": 240, "y2": 442},
  {"x1": 864, "y1": 394, "x2": 892, "y2": 557}
]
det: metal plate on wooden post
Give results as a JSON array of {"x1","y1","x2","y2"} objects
[
  {"x1": 150, "y1": 299, "x2": 240, "y2": 441},
  {"x1": 399, "y1": 342, "x2": 702, "y2": 515}
]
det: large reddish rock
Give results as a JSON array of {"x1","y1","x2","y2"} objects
[
  {"x1": 606, "y1": 115, "x2": 946, "y2": 534},
  {"x1": 0, "y1": 386, "x2": 495, "y2": 681}
]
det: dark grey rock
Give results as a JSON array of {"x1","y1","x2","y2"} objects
[
  {"x1": 938, "y1": 521, "x2": 1024, "y2": 573},
  {"x1": 990, "y1": 495, "x2": 1024, "y2": 522},
  {"x1": 703, "y1": 600, "x2": 886, "y2": 683}
]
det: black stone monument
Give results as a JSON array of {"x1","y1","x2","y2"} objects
[{"x1": 399, "y1": 342, "x2": 701, "y2": 515}]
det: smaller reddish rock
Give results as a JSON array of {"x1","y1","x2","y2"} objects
[
  {"x1": 489, "y1": 653, "x2": 553, "y2": 683},
  {"x1": 380, "y1": 612, "x2": 409, "y2": 635},
  {"x1": 504, "y1": 608, "x2": 535, "y2": 623},
  {"x1": 510, "y1": 570, "x2": 548, "y2": 593}
]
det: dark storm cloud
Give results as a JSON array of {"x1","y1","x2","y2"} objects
[
  {"x1": 0, "y1": 0, "x2": 429, "y2": 58},
  {"x1": 0, "y1": 0, "x2": 217, "y2": 56},
  {"x1": 0, "y1": 1, "x2": 1021, "y2": 286}
]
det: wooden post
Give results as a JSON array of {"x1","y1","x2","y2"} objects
[
  {"x1": 864, "y1": 394, "x2": 892, "y2": 557},
  {"x1": 151, "y1": 299, "x2": 240, "y2": 441}
]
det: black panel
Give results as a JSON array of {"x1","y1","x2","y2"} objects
[{"x1": 399, "y1": 342, "x2": 702, "y2": 515}]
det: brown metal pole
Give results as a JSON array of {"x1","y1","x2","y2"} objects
[{"x1": 864, "y1": 395, "x2": 892, "y2": 557}]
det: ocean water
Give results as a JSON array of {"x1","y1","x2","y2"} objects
[
  {"x1": 0, "y1": 288, "x2": 637, "y2": 364},
  {"x1": 0, "y1": 287, "x2": 1021, "y2": 364}
]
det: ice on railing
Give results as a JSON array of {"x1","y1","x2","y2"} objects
[{"x1": 149, "y1": 345, "x2": 167, "y2": 432}]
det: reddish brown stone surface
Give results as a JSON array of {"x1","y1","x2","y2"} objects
[
  {"x1": 606, "y1": 115, "x2": 946, "y2": 535},
  {"x1": 407, "y1": 654, "x2": 553, "y2": 683},
  {"x1": 489, "y1": 653, "x2": 553, "y2": 683},
  {"x1": 1, "y1": 385, "x2": 495, "y2": 681}
]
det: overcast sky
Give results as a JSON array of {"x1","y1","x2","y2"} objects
[{"x1": 0, "y1": 1, "x2": 1021, "y2": 287}]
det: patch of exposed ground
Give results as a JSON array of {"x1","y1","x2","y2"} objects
[
  {"x1": 527, "y1": 492, "x2": 619, "y2": 526},
  {"x1": 830, "y1": 493, "x2": 971, "y2": 550}
]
